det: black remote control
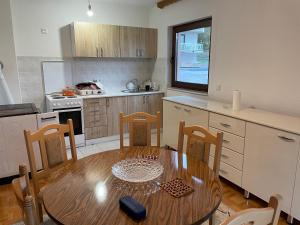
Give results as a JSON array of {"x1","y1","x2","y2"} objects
[{"x1": 119, "y1": 196, "x2": 146, "y2": 220}]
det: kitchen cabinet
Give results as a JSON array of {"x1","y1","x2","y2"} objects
[
  {"x1": 0, "y1": 115, "x2": 41, "y2": 178},
  {"x1": 84, "y1": 93, "x2": 164, "y2": 140},
  {"x1": 71, "y1": 22, "x2": 98, "y2": 57},
  {"x1": 71, "y1": 22, "x2": 157, "y2": 59},
  {"x1": 97, "y1": 24, "x2": 120, "y2": 58},
  {"x1": 291, "y1": 151, "x2": 300, "y2": 220},
  {"x1": 120, "y1": 26, "x2": 157, "y2": 58},
  {"x1": 83, "y1": 98, "x2": 108, "y2": 140},
  {"x1": 127, "y1": 95, "x2": 149, "y2": 114},
  {"x1": 107, "y1": 97, "x2": 127, "y2": 136},
  {"x1": 71, "y1": 22, "x2": 120, "y2": 58},
  {"x1": 242, "y1": 122, "x2": 300, "y2": 213},
  {"x1": 163, "y1": 100, "x2": 209, "y2": 150}
]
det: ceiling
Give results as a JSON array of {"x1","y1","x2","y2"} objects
[{"x1": 91, "y1": 0, "x2": 156, "y2": 7}]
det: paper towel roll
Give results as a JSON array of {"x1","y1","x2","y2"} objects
[{"x1": 232, "y1": 90, "x2": 241, "y2": 111}]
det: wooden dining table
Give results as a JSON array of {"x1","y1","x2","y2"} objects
[{"x1": 42, "y1": 147, "x2": 222, "y2": 225}]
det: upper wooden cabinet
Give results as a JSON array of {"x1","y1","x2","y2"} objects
[
  {"x1": 97, "y1": 24, "x2": 120, "y2": 58},
  {"x1": 120, "y1": 26, "x2": 157, "y2": 58},
  {"x1": 71, "y1": 22, "x2": 98, "y2": 57},
  {"x1": 71, "y1": 22, "x2": 157, "y2": 59},
  {"x1": 71, "y1": 22, "x2": 120, "y2": 58}
]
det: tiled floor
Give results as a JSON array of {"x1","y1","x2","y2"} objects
[{"x1": 0, "y1": 134, "x2": 291, "y2": 225}]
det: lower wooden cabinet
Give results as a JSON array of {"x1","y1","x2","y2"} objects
[
  {"x1": 84, "y1": 98, "x2": 108, "y2": 140},
  {"x1": 107, "y1": 97, "x2": 127, "y2": 136},
  {"x1": 84, "y1": 93, "x2": 164, "y2": 140},
  {"x1": 242, "y1": 122, "x2": 300, "y2": 213}
]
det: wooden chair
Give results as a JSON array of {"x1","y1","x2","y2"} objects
[
  {"x1": 178, "y1": 121, "x2": 223, "y2": 175},
  {"x1": 119, "y1": 112, "x2": 161, "y2": 148},
  {"x1": 24, "y1": 119, "x2": 77, "y2": 222},
  {"x1": 220, "y1": 195, "x2": 282, "y2": 225},
  {"x1": 12, "y1": 165, "x2": 39, "y2": 225},
  {"x1": 177, "y1": 121, "x2": 223, "y2": 225}
]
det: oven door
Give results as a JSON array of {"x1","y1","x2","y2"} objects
[{"x1": 53, "y1": 108, "x2": 83, "y2": 136}]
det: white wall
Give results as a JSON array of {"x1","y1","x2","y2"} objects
[
  {"x1": 10, "y1": 0, "x2": 151, "y2": 57},
  {"x1": 0, "y1": 0, "x2": 21, "y2": 103},
  {"x1": 149, "y1": 0, "x2": 300, "y2": 116}
]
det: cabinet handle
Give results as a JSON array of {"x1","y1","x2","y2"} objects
[
  {"x1": 223, "y1": 139, "x2": 230, "y2": 144},
  {"x1": 101, "y1": 48, "x2": 104, "y2": 57},
  {"x1": 136, "y1": 49, "x2": 139, "y2": 57},
  {"x1": 96, "y1": 47, "x2": 99, "y2": 57},
  {"x1": 106, "y1": 98, "x2": 110, "y2": 107},
  {"x1": 184, "y1": 108, "x2": 191, "y2": 113},
  {"x1": 174, "y1": 105, "x2": 181, "y2": 110},
  {"x1": 220, "y1": 123, "x2": 231, "y2": 128},
  {"x1": 278, "y1": 135, "x2": 295, "y2": 142},
  {"x1": 140, "y1": 49, "x2": 143, "y2": 57},
  {"x1": 221, "y1": 154, "x2": 229, "y2": 159},
  {"x1": 219, "y1": 169, "x2": 228, "y2": 174},
  {"x1": 143, "y1": 96, "x2": 145, "y2": 104}
]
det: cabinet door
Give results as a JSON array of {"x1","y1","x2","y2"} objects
[
  {"x1": 163, "y1": 101, "x2": 183, "y2": 150},
  {"x1": 72, "y1": 22, "x2": 98, "y2": 57},
  {"x1": 242, "y1": 122, "x2": 300, "y2": 213},
  {"x1": 139, "y1": 28, "x2": 157, "y2": 58},
  {"x1": 0, "y1": 115, "x2": 40, "y2": 178},
  {"x1": 120, "y1": 26, "x2": 140, "y2": 58},
  {"x1": 147, "y1": 94, "x2": 163, "y2": 115},
  {"x1": 98, "y1": 24, "x2": 120, "y2": 58},
  {"x1": 292, "y1": 153, "x2": 300, "y2": 220},
  {"x1": 127, "y1": 95, "x2": 148, "y2": 114},
  {"x1": 107, "y1": 97, "x2": 127, "y2": 136}
]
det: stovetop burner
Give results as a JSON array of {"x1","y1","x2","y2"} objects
[{"x1": 52, "y1": 96, "x2": 65, "y2": 99}]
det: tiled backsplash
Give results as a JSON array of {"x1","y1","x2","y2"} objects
[
  {"x1": 17, "y1": 56, "x2": 155, "y2": 111},
  {"x1": 72, "y1": 58, "x2": 155, "y2": 93}
]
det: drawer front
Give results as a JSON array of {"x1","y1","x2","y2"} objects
[
  {"x1": 210, "y1": 127, "x2": 245, "y2": 154},
  {"x1": 181, "y1": 105, "x2": 209, "y2": 128},
  {"x1": 209, "y1": 113, "x2": 246, "y2": 137},
  {"x1": 84, "y1": 98, "x2": 107, "y2": 112},
  {"x1": 209, "y1": 156, "x2": 242, "y2": 186},
  {"x1": 210, "y1": 147, "x2": 243, "y2": 171}
]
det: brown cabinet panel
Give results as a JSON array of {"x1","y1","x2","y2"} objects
[
  {"x1": 72, "y1": 22, "x2": 98, "y2": 57},
  {"x1": 98, "y1": 24, "x2": 120, "y2": 58},
  {"x1": 139, "y1": 28, "x2": 158, "y2": 59},
  {"x1": 107, "y1": 97, "x2": 127, "y2": 136},
  {"x1": 127, "y1": 95, "x2": 148, "y2": 114},
  {"x1": 120, "y1": 26, "x2": 140, "y2": 58}
]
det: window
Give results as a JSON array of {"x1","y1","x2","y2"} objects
[{"x1": 171, "y1": 18, "x2": 212, "y2": 92}]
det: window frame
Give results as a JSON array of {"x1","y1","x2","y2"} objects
[{"x1": 171, "y1": 18, "x2": 212, "y2": 92}]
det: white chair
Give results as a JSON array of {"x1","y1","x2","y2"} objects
[{"x1": 220, "y1": 194, "x2": 282, "y2": 225}]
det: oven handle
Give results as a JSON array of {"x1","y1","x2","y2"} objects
[{"x1": 54, "y1": 108, "x2": 82, "y2": 113}]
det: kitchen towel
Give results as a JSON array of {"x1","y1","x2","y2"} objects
[{"x1": 232, "y1": 90, "x2": 241, "y2": 111}]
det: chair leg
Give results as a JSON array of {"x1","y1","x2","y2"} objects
[
  {"x1": 37, "y1": 201, "x2": 43, "y2": 223},
  {"x1": 209, "y1": 214, "x2": 216, "y2": 225}
]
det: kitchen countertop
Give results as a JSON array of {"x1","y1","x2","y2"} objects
[
  {"x1": 163, "y1": 95, "x2": 300, "y2": 135},
  {"x1": 0, "y1": 103, "x2": 39, "y2": 118},
  {"x1": 81, "y1": 90, "x2": 165, "y2": 99}
]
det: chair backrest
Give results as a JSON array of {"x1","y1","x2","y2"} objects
[
  {"x1": 12, "y1": 165, "x2": 39, "y2": 225},
  {"x1": 23, "y1": 119, "x2": 77, "y2": 197},
  {"x1": 177, "y1": 121, "x2": 223, "y2": 175},
  {"x1": 220, "y1": 195, "x2": 282, "y2": 225},
  {"x1": 119, "y1": 112, "x2": 161, "y2": 148}
]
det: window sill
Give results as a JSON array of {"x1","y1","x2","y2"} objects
[{"x1": 167, "y1": 87, "x2": 208, "y2": 96}]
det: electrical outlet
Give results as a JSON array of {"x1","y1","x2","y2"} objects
[{"x1": 41, "y1": 28, "x2": 48, "y2": 34}]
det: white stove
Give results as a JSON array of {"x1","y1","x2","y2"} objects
[
  {"x1": 46, "y1": 94, "x2": 83, "y2": 111},
  {"x1": 46, "y1": 94, "x2": 85, "y2": 147}
]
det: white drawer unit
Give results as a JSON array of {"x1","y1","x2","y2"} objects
[
  {"x1": 163, "y1": 100, "x2": 208, "y2": 150},
  {"x1": 209, "y1": 156, "x2": 242, "y2": 186},
  {"x1": 210, "y1": 147, "x2": 243, "y2": 171},
  {"x1": 291, "y1": 153, "x2": 300, "y2": 220},
  {"x1": 210, "y1": 127, "x2": 245, "y2": 154},
  {"x1": 209, "y1": 113, "x2": 246, "y2": 137},
  {"x1": 243, "y1": 122, "x2": 300, "y2": 213}
]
